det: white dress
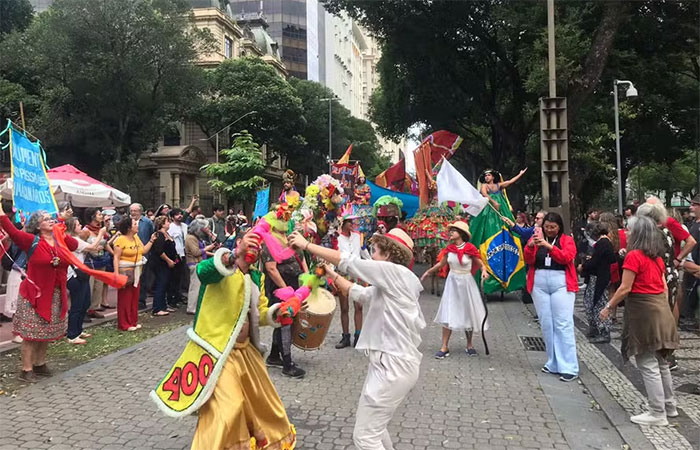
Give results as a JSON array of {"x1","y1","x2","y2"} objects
[{"x1": 434, "y1": 250, "x2": 489, "y2": 332}]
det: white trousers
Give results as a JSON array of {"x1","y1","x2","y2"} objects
[
  {"x1": 187, "y1": 265, "x2": 201, "y2": 314},
  {"x1": 635, "y1": 351, "x2": 676, "y2": 417},
  {"x1": 353, "y1": 351, "x2": 420, "y2": 450}
]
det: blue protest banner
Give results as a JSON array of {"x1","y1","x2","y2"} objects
[
  {"x1": 9, "y1": 127, "x2": 57, "y2": 215},
  {"x1": 253, "y1": 186, "x2": 270, "y2": 219}
]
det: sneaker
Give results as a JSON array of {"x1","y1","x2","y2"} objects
[
  {"x1": 11, "y1": 335, "x2": 23, "y2": 344},
  {"x1": 669, "y1": 361, "x2": 679, "y2": 371},
  {"x1": 541, "y1": 366, "x2": 557, "y2": 374},
  {"x1": 18, "y1": 370, "x2": 37, "y2": 383},
  {"x1": 67, "y1": 337, "x2": 87, "y2": 345},
  {"x1": 559, "y1": 373, "x2": 578, "y2": 382},
  {"x1": 434, "y1": 349, "x2": 450, "y2": 359},
  {"x1": 282, "y1": 364, "x2": 306, "y2": 379},
  {"x1": 589, "y1": 334, "x2": 611, "y2": 344},
  {"x1": 630, "y1": 412, "x2": 668, "y2": 426},
  {"x1": 33, "y1": 364, "x2": 53, "y2": 377},
  {"x1": 466, "y1": 348, "x2": 478, "y2": 356},
  {"x1": 135, "y1": 324, "x2": 142, "y2": 329},
  {"x1": 265, "y1": 355, "x2": 284, "y2": 368},
  {"x1": 126, "y1": 326, "x2": 138, "y2": 332},
  {"x1": 666, "y1": 407, "x2": 679, "y2": 418}
]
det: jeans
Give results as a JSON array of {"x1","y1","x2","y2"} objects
[
  {"x1": 167, "y1": 259, "x2": 185, "y2": 305},
  {"x1": 153, "y1": 264, "x2": 172, "y2": 313},
  {"x1": 67, "y1": 276, "x2": 91, "y2": 339},
  {"x1": 532, "y1": 269, "x2": 579, "y2": 376},
  {"x1": 139, "y1": 260, "x2": 153, "y2": 304},
  {"x1": 271, "y1": 326, "x2": 294, "y2": 368},
  {"x1": 635, "y1": 351, "x2": 676, "y2": 417}
]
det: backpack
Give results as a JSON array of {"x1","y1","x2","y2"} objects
[{"x1": 1, "y1": 235, "x2": 40, "y2": 271}]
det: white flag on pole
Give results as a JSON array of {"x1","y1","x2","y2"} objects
[{"x1": 437, "y1": 159, "x2": 488, "y2": 216}]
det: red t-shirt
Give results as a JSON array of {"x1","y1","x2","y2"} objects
[
  {"x1": 623, "y1": 249, "x2": 665, "y2": 294},
  {"x1": 665, "y1": 217, "x2": 689, "y2": 258}
]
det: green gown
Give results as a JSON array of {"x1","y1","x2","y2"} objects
[{"x1": 469, "y1": 185, "x2": 526, "y2": 294}]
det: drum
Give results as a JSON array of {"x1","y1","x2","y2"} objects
[{"x1": 292, "y1": 288, "x2": 336, "y2": 351}]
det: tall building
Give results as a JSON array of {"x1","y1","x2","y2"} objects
[
  {"x1": 322, "y1": 9, "x2": 404, "y2": 162},
  {"x1": 229, "y1": 0, "x2": 321, "y2": 80}
]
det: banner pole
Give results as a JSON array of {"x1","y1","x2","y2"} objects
[{"x1": 19, "y1": 102, "x2": 26, "y2": 130}]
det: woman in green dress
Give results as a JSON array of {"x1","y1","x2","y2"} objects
[{"x1": 469, "y1": 168, "x2": 528, "y2": 293}]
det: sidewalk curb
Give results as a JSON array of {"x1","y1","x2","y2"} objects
[
  {"x1": 577, "y1": 362, "x2": 654, "y2": 450},
  {"x1": 48, "y1": 324, "x2": 189, "y2": 383}
]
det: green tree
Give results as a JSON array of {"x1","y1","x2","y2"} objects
[
  {"x1": 324, "y1": 1, "x2": 699, "y2": 215},
  {"x1": 288, "y1": 77, "x2": 390, "y2": 177},
  {"x1": 0, "y1": 0, "x2": 212, "y2": 178},
  {"x1": 201, "y1": 130, "x2": 266, "y2": 202},
  {"x1": 0, "y1": 0, "x2": 33, "y2": 36},
  {"x1": 191, "y1": 57, "x2": 306, "y2": 170}
]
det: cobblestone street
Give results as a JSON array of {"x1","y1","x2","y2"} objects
[{"x1": 0, "y1": 276, "x2": 695, "y2": 449}]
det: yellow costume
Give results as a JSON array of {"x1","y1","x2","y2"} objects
[{"x1": 151, "y1": 248, "x2": 295, "y2": 450}]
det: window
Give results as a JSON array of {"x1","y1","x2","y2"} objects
[{"x1": 225, "y1": 37, "x2": 233, "y2": 58}]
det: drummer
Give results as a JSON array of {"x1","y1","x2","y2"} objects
[
  {"x1": 335, "y1": 212, "x2": 363, "y2": 349},
  {"x1": 289, "y1": 228, "x2": 425, "y2": 450}
]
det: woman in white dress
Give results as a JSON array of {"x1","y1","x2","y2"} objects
[{"x1": 422, "y1": 221, "x2": 489, "y2": 358}]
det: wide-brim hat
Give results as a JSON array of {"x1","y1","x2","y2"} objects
[
  {"x1": 449, "y1": 221, "x2": 471, "y2": 239},
  {"x1": 692, "y1": 194, "x2": 700, "y2": 205},
  {"x1": 374, "y1": 228, "x2": 414, "y2": 262}
]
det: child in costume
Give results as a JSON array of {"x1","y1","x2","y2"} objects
[
  {"x1": 151, "y1": 232, "x2": 297, "y2": 450},
  {"x1": 421, "y1": 221, "x2": 489, "y2": 358},
  {"x1": 289, "y1": 227, "x2": 425, "y2": 450}
]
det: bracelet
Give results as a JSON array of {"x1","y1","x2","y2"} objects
[{"x1": 675, "y1": 257, "x2": 682, "y2": 263}]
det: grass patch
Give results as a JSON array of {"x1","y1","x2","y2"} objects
[{"x1": 0, "y1": 309, "x2": 191, "y2": 395}]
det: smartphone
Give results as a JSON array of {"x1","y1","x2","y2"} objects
[{"x1": 533, "y1": 227, "x2": 543, "y2": 240}]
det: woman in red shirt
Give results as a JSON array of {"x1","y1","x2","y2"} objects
[
  {"x1": 0, "y1": 203, "x2": 79, "y2": 383},
  {"x1": 600, "y1": 215, "x2": 679, "y2": 426},
  {"x1": 524, "y1": 212, "x2": 579, "y2": 382}
]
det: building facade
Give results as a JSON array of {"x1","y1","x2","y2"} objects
[
  {"x1": 137, "y1": 1, "x2": 288, "y2": 213},
  {"x1": 229, "y1": 0, "x2": 321, "y2": 80}
]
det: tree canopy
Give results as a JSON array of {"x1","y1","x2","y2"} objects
[
  {"x1": 324, "y1": 0, "x2": 699, "y2": 214},
  {"x1": 0, "y1": 0, "x2": 212, "y2": 178}
]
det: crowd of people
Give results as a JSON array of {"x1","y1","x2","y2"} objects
[
  {"x1": 513, "y1": 196, "x2": 694, "y2": 427},
  {"x1": 1, "y1": 169, "x2": 697, "y2": 445},
  {"x1": 0, "y1": 197, "x2": 251, "y2": 383}
]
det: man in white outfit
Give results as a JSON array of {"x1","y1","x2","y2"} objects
[
  {"x1": 335, "y1": 214, "x2": 364, "y2": 348},
  {"x1": 289, "y1": 227, "x2": 425, "y2": 450}
]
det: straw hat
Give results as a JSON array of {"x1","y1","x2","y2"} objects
[
  {"x1": 374, "y1": 227, "x2": 414, "y2": 264},
  {"x1": 449, "y1": 221, "x2": 471, "y2": 239}
]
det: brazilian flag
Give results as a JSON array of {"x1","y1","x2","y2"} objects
[{"x1": 469, "y1": 189, "x2": 526, "y2": 294}]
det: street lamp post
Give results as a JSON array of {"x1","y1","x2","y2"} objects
[
  {"x1": 320, "y1": 97, "x2": 334, "y2": 173},
  {"x1": 613, "y1": 80, "x2": 638, "y2": 214}
]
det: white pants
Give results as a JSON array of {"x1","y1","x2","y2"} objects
[
  {"x1": 635, "y1": 351, "x2": 676, "y2": 417},
  {"x1": 2, "y1": 269, "x2": 21, "y2": 318},
  {"x1": 187, "y1": 265, "x2": 201, "y2": 314},
  {"x1": 353, "y1": 351, "x2": 420, "y2": 450}
]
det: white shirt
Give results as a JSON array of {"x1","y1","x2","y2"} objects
[
  {"x1": 337, "y1": 232, "x2": 362, "y2": 257},
  {"x1": 67, "y1": 238, "x2": 90, "y2": 280},
  {"x1": 338, "y1": 252, "x2": 425, "y2": 363},
  {"x1": 168, "y1": 222, "x2": 188, "y2": 257}
]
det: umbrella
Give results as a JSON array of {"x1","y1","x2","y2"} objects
[{"x1": 0, "y1": 164, "x2": 131, "y2": 207}]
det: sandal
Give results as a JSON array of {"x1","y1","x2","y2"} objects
[
  {"x1": 101, "y1": 304, "x2": 116, "y2": 309},
  {"x1": 466, "y1": 348, "x2": 478, "y2": 356},
  {"x1": 153, "y1": 311, "x2": 169, "y2": 317}
]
